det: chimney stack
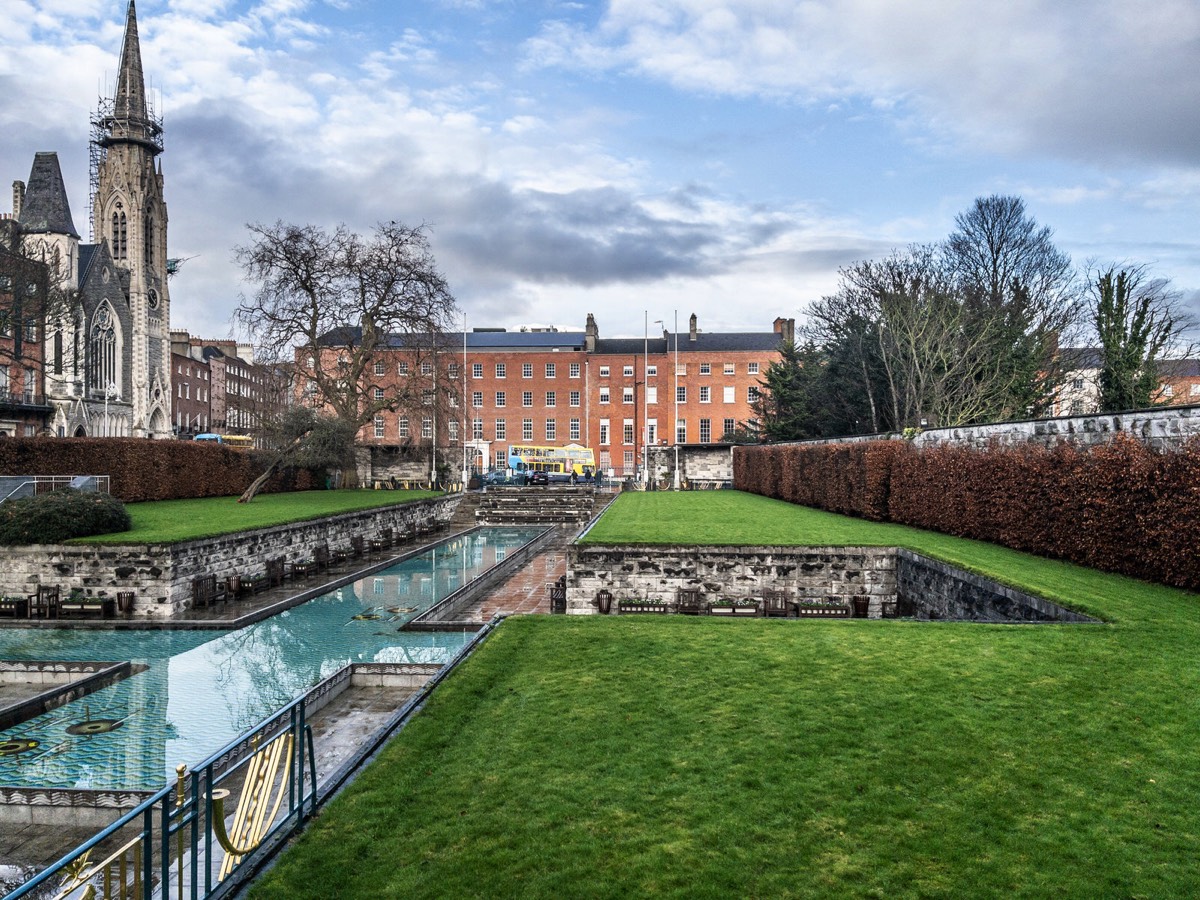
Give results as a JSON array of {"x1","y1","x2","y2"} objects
[
  {"x1": 689, "y1": 313, "x2": 698, "y2": 342},
  {"x1": 773, "y1": 316, "x2": 796, "y2": 345},
  {"x1": 12, "y1": 181, "x2": 24, "y2": 220},
  {"x1": 585, "y1": 313, "x2": 598, "y2": 352}
]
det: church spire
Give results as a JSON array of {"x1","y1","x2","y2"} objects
[
  {"x1": 114, "y1": 1, "x2": 147, "y2": 123},
  {"x1": 105, "y1": 0, "x2": 161, "y2": 155}
]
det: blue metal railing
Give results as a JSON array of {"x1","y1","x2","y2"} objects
[{"x1": 5, "y1": 696, "x2": 316, "y2": 900}]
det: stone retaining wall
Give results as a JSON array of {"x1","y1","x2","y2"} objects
[
  {"x1": 567, "y1": 545, "x2": 896, "y2": 616},
  {"x1": 792, "y1": 404, "x2": 1200, "y2": 453},
  {"x1": 894, "y1": 550, "x2": 1098, "y2": 623},
  {"x1": 0, "y1": 496, "x2": 460, "y2": 619},
  {"x1": 568, "y1": 544, "x2": 1095, "y2": 623}
]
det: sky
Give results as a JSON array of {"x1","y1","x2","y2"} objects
[{"x1": 2, "y1": 0, "x2": 1199, "y2": 343}]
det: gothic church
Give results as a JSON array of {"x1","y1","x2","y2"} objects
[{"x1": 11, "y1": 1, "x2": 172, "y2": 438}]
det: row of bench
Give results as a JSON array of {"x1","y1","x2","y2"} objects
[
  {"x1": 0, "y1": 585, "x2": 133, "y2": 620},
  {"x1": 591, "y1": 588, "x2": 866, "y2": 618},
  {"x1": 191, "y1": 523, "x2": 442, "y2": 608}
]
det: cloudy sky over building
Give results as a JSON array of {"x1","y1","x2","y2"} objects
[{"x1": 3, "y1": 0, "x2": 1198, "y2": 340}]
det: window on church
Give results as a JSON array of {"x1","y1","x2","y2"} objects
[
  {"x1": 89, "y1": 305, "x2": 118, "y2": 393},
  {"x1": 144, "y1": 212, "x2": 154, "y2": 268},
  {"x1": 111, "y1": 207, "x2": 127, "y2": 259}
]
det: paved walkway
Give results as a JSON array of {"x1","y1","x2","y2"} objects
[{"x1": 461, "y1": 526, "x2": 574, "y2": 621}]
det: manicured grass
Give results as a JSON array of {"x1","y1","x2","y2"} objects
[
  {"x1": 584, "y1": 492, "x2": 1176, "y2": 623},
  {"x1": 72, "y1": 489, "x2": 438, "y2": 545},
  {"x1": 249, "y1": 493, "x2": 1200, "y2": 898}
]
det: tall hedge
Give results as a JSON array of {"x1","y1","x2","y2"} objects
[
  {"x1": 0, "y1": 437, "x2": 319, "y2": 502},
  {"x1": 734, "y1": 435, "x2": 1200, "y2": 593},
  {"x1": 733, "y1": 440, "x2": 906, "y2": 521}
]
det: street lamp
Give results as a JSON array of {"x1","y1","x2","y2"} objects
[
  {"x1": 648, "y1": 317, "x2": 663, "y2": 489},
  {"x1": 673, "y1": 310, "x2": 680, "y2": 490},
  {"x1": 461, "y1": 313, "x2": 469, "y2": 488}
]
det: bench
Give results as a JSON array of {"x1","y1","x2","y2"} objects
[
  {"x1": 676, "y1": 588, "x2": 708, "y2": 616},
  {"x1": 58, "y1": 597, "x2": 115, "y2": 619},
  {"x1": 762, "y1": 589, "x2": 796, "y2": 618},
  {"x1": 369, "y1": 528, "x2": 393, "y2": 553},
  {"x1": 192, "y1": 575, "x2": 228, "y2": 609},
  {"x1": 27, "y1": 585, "x2": 60, "y2": 619},
  {"x1": 547, "y1": 575, "x2": 566, "y2": 614}
]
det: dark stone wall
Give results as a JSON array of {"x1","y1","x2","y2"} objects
[{"x1": 895, "y1": 550, "x2": 1097, "y2": 623}]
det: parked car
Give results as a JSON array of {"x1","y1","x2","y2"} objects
[
  {"x1": 527, "y1": 470, "x2": 549, "y2": 486},
  {"x1": 482, "y1": 470, "x2": 513, "y2": 486}
]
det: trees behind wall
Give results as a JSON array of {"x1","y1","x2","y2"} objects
[
  {"x1": 762, "y1": 195, "x2": 1086, "y2": 436},
  {"x1": 233, "y1": 220, "x2": 458, "y2": 500},
  {"x1": 1089, "y1": 265, "x2": 1195, "y2": 413}
]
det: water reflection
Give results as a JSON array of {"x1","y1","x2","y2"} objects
[{"x1": 0, "y1": 527, "x2": 540, "y2": 791}]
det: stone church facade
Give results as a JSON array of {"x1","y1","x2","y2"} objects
[{"x1": 8, "y1": 1, "x2": 172, "y2": 438}]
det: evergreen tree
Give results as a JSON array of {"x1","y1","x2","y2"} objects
[
  {"x1": 1091, "y1": 266, "x2": 1190, "y2": 411},
  {"x1": 753, "y1": 341, "x2": 821, "y2": 441}
]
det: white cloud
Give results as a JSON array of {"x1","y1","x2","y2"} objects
[{"x1": 527, "y1": 0, "x2": 1200, "y2": 168}]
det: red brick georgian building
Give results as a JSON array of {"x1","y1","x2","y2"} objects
[{"x1": 320, "y1": 313, "x2": 791, "y2": 479}]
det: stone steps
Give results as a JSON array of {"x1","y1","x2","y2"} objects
[{"x1": 475, "y1": 487, "x2": 603, "y2": 525}]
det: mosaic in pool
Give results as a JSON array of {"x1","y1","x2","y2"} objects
[{"x1": 0, "y1": 527, "x2": 541, "y2": 792}]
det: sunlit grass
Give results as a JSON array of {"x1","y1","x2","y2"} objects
[
  {"x1": 249, "y1": 493, "x2": 1200, "y2": 898},
  {"x1": 73, "y1": 489, "x2": 438, "y2": 544}
]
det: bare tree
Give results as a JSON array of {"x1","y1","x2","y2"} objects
[
  {"x1": 807, "y1": 245, "x2": 1048, "y2": 431},
  {"x1": 945, "y1": 195, "x2": 1083, "y2": 418},
  {"x1": 0, "y1": 221, "x2": 82, "y2": 374},
  {"x1": 233, "y1": 221, "x2": 457, "y2": 500}
]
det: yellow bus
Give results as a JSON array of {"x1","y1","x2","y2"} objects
[
  {"x1": 195, "y1": 433, "x2": 255, "y2": 450},
  {"x1": 507, "y1": 444, "x2": 596, "y2": 478}
]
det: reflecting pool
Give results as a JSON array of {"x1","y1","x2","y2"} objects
[{"x1": 0, "y1": 527, "x2": 541, "y2": 791}]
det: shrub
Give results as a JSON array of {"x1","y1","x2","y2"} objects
[{"x1": 0, "y1": 489, "x2": 132, "y2": 545}]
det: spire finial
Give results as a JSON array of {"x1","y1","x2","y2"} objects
[{"x1": 114, "y1": 0, "x2": 147, "y2": 123}]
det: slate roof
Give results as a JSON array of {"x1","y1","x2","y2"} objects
[
  {"x1": 595, "y1": 333, "x2": 783, "y2": 355},
  {"x1": 1059, "y1": 348, "x2": 1200, "y2": 378},
  {"x1": 319, "y1": 327, "x2": 586, "y2": 351},
  {"x1": 19, "y1": 153, "x2": 79, "y2": 238},
  {"x1": 1158, "y1": 358, "x2": 1200, "y2": 378}
]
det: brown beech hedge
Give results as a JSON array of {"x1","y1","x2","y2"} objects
[
  {"x1": 733, "y1": 435, "x2": 1200, "y2": 593},
  {"x1": 0, "y1": 437, "x2": 319, "y2": 502}
]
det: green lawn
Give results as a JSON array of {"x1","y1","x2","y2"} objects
[
  {"x1": 73, "y1": 489, "x2": 438, "y2": 544},
  {"x1": 248, "y1": 492, "x2": 1200, "y2": 898},
  {"x1": 584, "y1": 491, "x2": 1167, "y2": 623}
]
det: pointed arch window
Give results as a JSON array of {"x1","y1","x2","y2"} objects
[
  {"x1": 144, "y1": 209, "x2": 154, "y2": 268},
  {"x1": 90, "y1": 304, "x2": 119, "y2": 394},
  {"x1": 111, "y1": 204, "x2": 128, "y2": 259}
]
